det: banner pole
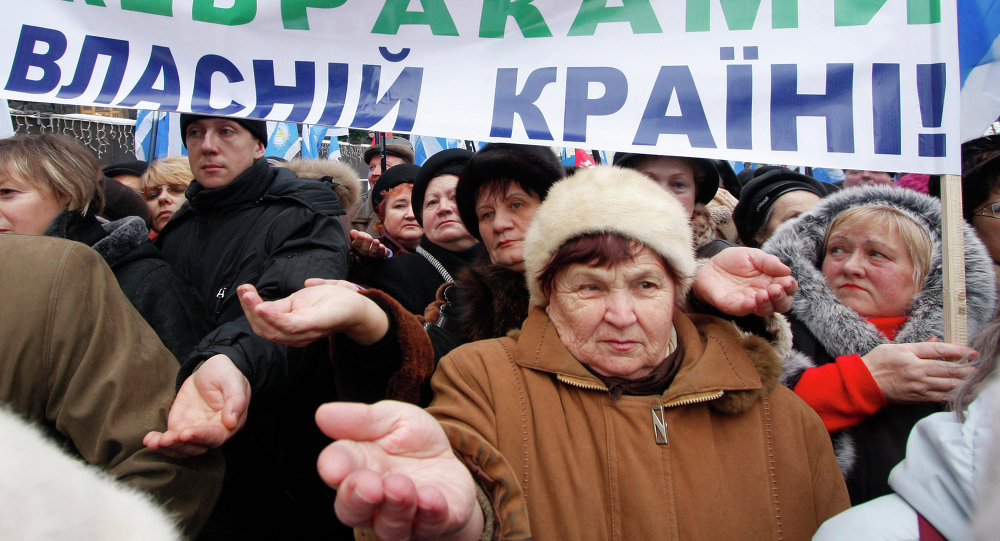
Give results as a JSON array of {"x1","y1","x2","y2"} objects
[
  {"x1": 941, "y1": 173, "x2": 968, "y2": 345},
  {"x1": 378, "y1": 132, "x2": 386, "y2": 172},
  {"x1": 147, "y1": 110, "x2": 160, "y2": 162}
]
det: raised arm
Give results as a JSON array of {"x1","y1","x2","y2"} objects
[
  {"x1": 693, "y1": 246, "x2": 798, "y2": 317},
  {"x1": 144, "y1": 354, "x2": 251, "y2": 458},
  {"x1": 316, "y1": 401, "x2": 484, "y2": 541},
  {"x1": 238, "y1": 280, "x2": 389, "y2": 347}
]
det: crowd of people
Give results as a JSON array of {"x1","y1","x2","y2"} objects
[{"x1": 1, "y1": 115, "x2": 999, "y2": 540}]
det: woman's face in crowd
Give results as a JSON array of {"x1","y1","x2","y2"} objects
[
  {"x1": 546, "y1": 247, "x2": 675, "y2": 380},
  {"x1": 843, "y1": 170, "x2": 894, "y2": 188},
  {"x1": 821, "y1": 222, "x2": 919, "y2": 318},
  {"x1": 476, "y1": 183, "x2": 541, "y2": 272},
  {"x1": 144, "y1": 183, "x2": 188, "y2": 232},
  {"x1": 633, "y1": 157, "x2": 697, "y2": 217},
  {"x1": 382, "y1": 185, "x2": 422, "y2": 250},
  {"x1": 971, "y1": 184, "x2": 1000, "y2": 266},
  {"x1": 422, "y1": 174, "x2": 478, "y2": 251},
  {"x1": 757, "y1": 190, "x2": 821, "y2": 244},
  {"x1": 0, "y1": 173, "x2": 65, "y2": 235}
]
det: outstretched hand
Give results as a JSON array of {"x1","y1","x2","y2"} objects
[
  {"x1": 863, "y1": 340, "x2": 977, "y2": 403},
  {"x1": 350, "y1": 229, "x2": 389, "y2": 260},
  {"x1": 143, "y1": 354, "x2": 250, "y2": 458},
  {"x1": 694, "y1": 247, "x2": 798, "y2": 317},
  {"x1": 238, "y1": 281, "x2": 389, "y2": 347},
  {"x1": 316, "y1": 401, "x2": 484, "y2": 541}
]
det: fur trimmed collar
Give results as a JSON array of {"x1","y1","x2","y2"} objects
[
  {"x1": 44, "y1": 211, "x2": 150, "y2": 268},
  {"x1": 455, "y1": 256, "x2": 531, "y2": 343},
  {"x1": 763, "y1": 185, "x2": 997, "y2": 355}
]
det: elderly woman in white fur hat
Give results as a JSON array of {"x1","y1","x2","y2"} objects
[{"x1": 310, "y1": 166, "x2": 849, "y2": 541}]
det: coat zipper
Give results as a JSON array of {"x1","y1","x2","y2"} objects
[
  {"x1": 557, "y1": 374, "x2": 609, "y2": 392},
  {"x1": 213, "y1": 287, "x2": 227, "y2": 319},
  {"x1": 557, "y1": 374, "x2": 725, "y2": 406}
]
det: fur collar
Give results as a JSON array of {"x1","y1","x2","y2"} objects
[
  {"x1": 44, "y1": 211, "x2": 150, "y2": 268},
  {"x1": 455, "y1": 256, "x2": 531, "y2": 342},
  {"x1": 91, "y1": 216, "x2": 152, "y2": 268},
  {"x1": 764, "y1": 185, "x2": 997, "y2": 355},
  {"x1": 284, "y1": 158, "x2": 361, "y2": 211}
]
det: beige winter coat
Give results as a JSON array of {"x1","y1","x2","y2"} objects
[{"x1": 429, "y1": 307, "x2": 849, "y2": 540}]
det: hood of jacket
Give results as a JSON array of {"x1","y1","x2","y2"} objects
[
  {"x1": 91, "y1": 216, "x2": 154, "y2": 268},
  {"x1": 763, "y1": 185, "x2": 997, "y2": 356},
  {"x1": 511, "y1": 306, "x2": 783, "y2": 415},
  {"x1": 284, "y1": 158, "x2": 361, "y2": 212},
  {"x1": 44, "y1": 210, "x2": 151, "y2": 269}
]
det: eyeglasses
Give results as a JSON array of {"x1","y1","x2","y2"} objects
[
  {"x1": 141, "y1": 185, "x2": 187, "y2": 202},
  {"x1": 974, "y1": 201, "x2": 1000, "y2": 220}
]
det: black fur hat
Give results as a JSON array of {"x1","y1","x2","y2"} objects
[
  {"x1": 611, "y1": 152, "x2": 720, "y2": 205},
  {"x1": 370, "y1": 163, "x2": 421, "y2": 217},
  {"x1": 733, "y1": 167, "x2": 834, "y2": 247},
  {"x1": 456, "y1": 143, "x2": 565, "y2": 240},
  {"x1": 412, "y1": 148, "x2": 474, "y2": 227},
  {"x1": 102, "y1": 160, "x2": 148, "y2": 179}
]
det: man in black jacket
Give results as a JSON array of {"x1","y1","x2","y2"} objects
[{"x1": 144, "y1": 114, "x2": 351, "y2": 539}]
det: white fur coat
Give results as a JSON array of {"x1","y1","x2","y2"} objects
[{"x1": 0, "y1": 407, "x2": 181, "y2": 541}]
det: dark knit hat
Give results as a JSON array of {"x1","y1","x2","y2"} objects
[
  {"x1": 733, "y1": 167, "x2": 833, "y2": 247},
  {"x1": 102, "y1": 160, "x2": 148, "y2": 179},
  {"x1": 612, "y1": 152, "x2": 720, "y2": 205},
  {"x1": 412, "y1": 148, "x2": 474, "y2": 227},
  {"x1": 370, "y1": 163, "x2": 421, "y2": 217},
  {"x1": 456, "y1": 143, "x2": 565, "y2": 240},
  {"x1": 960, "y1": 134, "x2": 1000, "y2": 221},
  {"x1": 363, "y1": 136, "x2": 415, "y2": 166},
  {"x1": 179, "y1": 114, "x2": 268, "y2": 147}
]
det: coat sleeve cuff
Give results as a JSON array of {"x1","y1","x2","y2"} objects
[
  {"x1": 793, "y1": 354, "x2": 887, "y2": 433},
  {"x1": 360, "y1": 288, "x2": 436, "y2": 405}
]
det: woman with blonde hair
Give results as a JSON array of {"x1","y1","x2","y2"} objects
[
  {"x1": 0, "y1": 134, "x2": 208, "y2": 360},
  {"x1": 141, "y1": 156, "x2": 192, "y2": 234},
  {"x1": 764, "y1": 185, "x2": 997, "y2": 504}
]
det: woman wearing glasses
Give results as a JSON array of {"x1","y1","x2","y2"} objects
[
  {"x1": 962, "y1": 135, "x2": 1000, "y2": 288},
  {"x1": 141, "y1": 156, "x2": 192, "y2": 235}
]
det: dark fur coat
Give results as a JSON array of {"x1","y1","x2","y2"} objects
[{"x1": 454, "y1": 257, "x2": 531, "y2": 343}]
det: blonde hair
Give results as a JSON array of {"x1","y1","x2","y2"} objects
[
  {"x1": 823, "y1": 206, "x2": 933, "y2": 287},
  {"x1": 0, "y1": 134, "x2": 103, "y2": 213},
  {"x1": 141, "y1": 156, "x2": 192, "y2": 191}
]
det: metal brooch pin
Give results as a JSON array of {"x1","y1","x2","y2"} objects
[{"x1": 651, "y1": 406, "x2": 668, "y2": 445}]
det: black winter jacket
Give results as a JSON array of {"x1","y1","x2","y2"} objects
[
  {"x1": 157, "y1": 158, "x2": 349, "y2": 396},
  {"x1": 44, "y1": 210, "x2": 210, "y2": 361},
  {"x1": 359, "y1": 237, "x2": 482, "y2": 315}
]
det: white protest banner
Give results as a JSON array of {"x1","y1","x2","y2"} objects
[{"x1": 0, "y1": 1, "x2": 962, "y2": 173}]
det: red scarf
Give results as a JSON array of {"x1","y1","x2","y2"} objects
[{"x1": 867, "y1": 315, "x2": 908, "y2": 341}]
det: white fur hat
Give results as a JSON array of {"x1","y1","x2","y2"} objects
[{"x1": 524, "y1": 165, "x2": 695, "y2": 307}]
